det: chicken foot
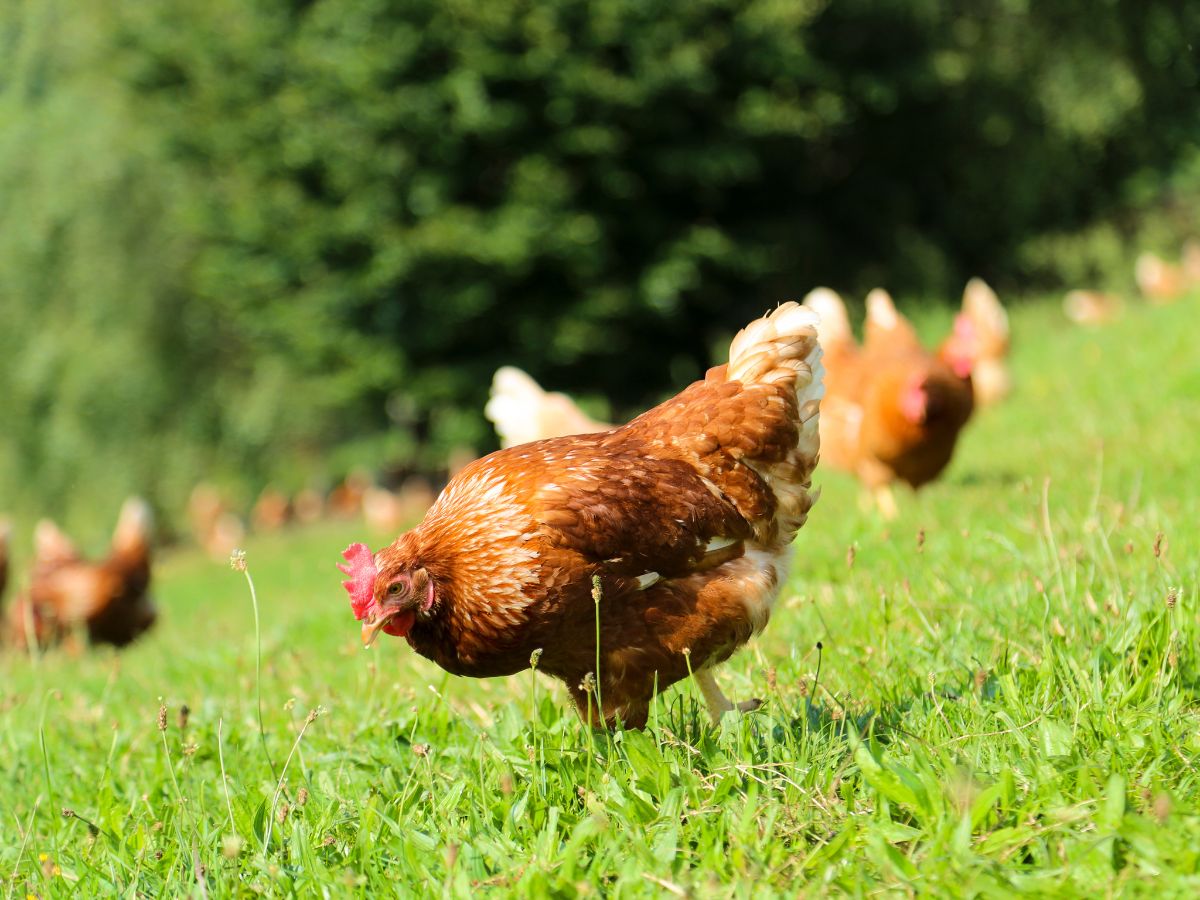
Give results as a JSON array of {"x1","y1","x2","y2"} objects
[
  {"x1": 694, "y1": 669, "x2": 762, "y2": 725},
  {"x1": 873, "y1": 485, "x2": 899, "y2": 520}
]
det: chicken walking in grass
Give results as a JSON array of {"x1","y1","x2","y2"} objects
[
  {"x1": 1135, "y1": 243, "x2": 1200, "y2": 305},
  {"x1": 804, "y1": 287, "x2": 975, "y2": 518},
  {"x1": 340, "y1": 303, "x2": 824, "y2": 729},
  {"x1": 6, "y1": 498, "x2": 158, "y2": 649}
]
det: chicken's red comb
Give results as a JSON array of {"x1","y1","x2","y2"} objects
[{"x1": 337, "y1": 542, "x2": 377, "y2": 620}]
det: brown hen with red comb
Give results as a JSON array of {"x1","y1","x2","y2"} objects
[{"x1": 339, "y1": 303, "x2": 824, "y2": 729}]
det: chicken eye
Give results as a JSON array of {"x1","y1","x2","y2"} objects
[{"x1": 387, "y1": 580, "x2": 408, "y2": 597}]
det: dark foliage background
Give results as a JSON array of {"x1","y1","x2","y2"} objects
[{"x1": 1, "y1": 0, "x2": 1197, "y2": 529}]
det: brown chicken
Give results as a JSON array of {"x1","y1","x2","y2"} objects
[
  {"x1": 340, "y1": 304, "x2": 824, "y2": 729},
  {"x1": 188, "y1": 482, "x2": 246, "y2": 560},
  {"x1": 7, "y1": 498, "x2": 158, "y2": 649},
  {"x1": 1135, "y1": 251, "x2": 1188, "y2": 305},
  {"x1": 1063, "y1": 290, "x2": 1123, "y2": 326},
  {"x1": 804, "y1": 287, "x2": 974, "y2": 518},
  {"x1": 252, "y1": 486, "x2": 293, "y2": 532}
]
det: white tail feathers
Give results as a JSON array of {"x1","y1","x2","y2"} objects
[
  {"x1": 727, "y1": 302, "x2": 824, "y2": 458},
  {"x1": 727, "y1": 302, "x2": 824, "y2": 544},
  {"x1": 865, "y1": 288, "x2": 900, "y2": 329},
  {"x1": 864, "y1": 287, "x2": 921, "y2": 351},
  {"x1": 486, "y1": 366, "x2": 609, "y2": 447},
  {"x1": 962, "y1": 278, "x2": 1008, "y2": 343},
  {"x1": 113, "y1": 497, "x2": 153, "y2": 555},
  {"x1": 802, "y1": 288, "x2": 852, "y2": 348},
  {"x1": 727, "y1": 302, "x2": 824, "y2": 393}
]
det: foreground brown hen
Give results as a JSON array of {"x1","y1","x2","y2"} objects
[
  {"x1": 341, "y1": 304, "x2": 823, "y2": 728},
  {"x1": 7, "y1": 498, "x2": 157, "y2": 649}
]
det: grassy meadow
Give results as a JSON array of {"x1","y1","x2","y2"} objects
[{"x1": 1, "y1": 294, "x2": 1198, "y2": 897}]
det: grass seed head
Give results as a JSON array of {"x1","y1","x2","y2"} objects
[
  {"x1": 297, "y1": 787, "x2": 309, "y2": 807},
  {"x1": 846, "y1": 545, "x2": 856, "y2": 569},
  {"x1": 1154, "y1": 532, "x2": 1165, "y2": 558},
  {"x1": 277, "y1": 803, "x2": 289, "y2": 824},
  {"x1": 229, "y1": 549, "x2": 247, "y2": 572},
  {"x1": 1166, "y1": 588, "x2": 1179, "y2": 609},
  {"x1": 1153, "y1": 792, "x2": 1172, "y2": 823},
  {"x1": 530, "y1": 648, "x2": 543, "y2": 669},
  {"x1": 157, "y1": 703, "x2": 167, "y2": 732}
]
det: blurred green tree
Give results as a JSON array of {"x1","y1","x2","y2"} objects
[{"x1": 1, "y1": 0, "x2": 1197, "y2": 530}]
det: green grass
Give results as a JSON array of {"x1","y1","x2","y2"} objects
[{"x1": 2, "y1": 295, "x2": 1199, "y2": 897}]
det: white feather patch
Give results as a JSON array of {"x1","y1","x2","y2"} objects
[{"x1": 635, "y1": 571, "x2": 661, "y2": 590}]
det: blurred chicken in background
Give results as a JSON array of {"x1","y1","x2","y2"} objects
[
  {"x1": 328, "y1": 470, "x2": 372, "y2": 520},
  {"x1": 486, "y1": 366, "x2": 609, "y2": 449},
  {"x1": 1135, "y1": 241, "x2": 1200, "y2": 305},
  {"x1": 252, "y1": 486, "x2": 292, "y2": 532},
  {"x1": 292, "y1": 488, "x2": 325, "y2": 525},
  {"x1": 805, "y1": 287, "x2": 974, "y2": 518},
  {"x1": 7, "y1": 498, "x2": 158, "y2": 650},
  {"x1": 1063, "y1": 290, "x2": 1124, "y2": 326},
  {"x1": 188, "y1": 483, "x2": 246, "y2": 560},
  {"x1": 361, "y1": 478, "x2": 438, "y2": 534}
]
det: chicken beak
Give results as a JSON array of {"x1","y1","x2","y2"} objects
[{"x1": 361, "y1": 614, "x2": 393, "y2": 649}]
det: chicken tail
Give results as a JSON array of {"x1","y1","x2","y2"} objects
[
  {"x1": 864, "y1": 288, "x2": 920, "y2": 352},
  {"x1": 961, "y1": 278, "x2": 1009, "y2": 356},
  {"x1": 726, "y1": 302, "x2": 825, "y2": 541},
  {"x1": 112, "y1": 497, "x2": 154, "y2": 560},
  {"x1": 801, "y1": 287, "x2": 853, "y2": 351},
  {"x1": 486, "y1": 366, "x2": 611, "y2": 448}
]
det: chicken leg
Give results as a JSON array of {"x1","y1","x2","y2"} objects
[
  {"x1": 873, "y1": 485, "x2": 899, "y2": 520},
  {"x1": 694, "y1": 669, "x2": 762, "y2": 724}
]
